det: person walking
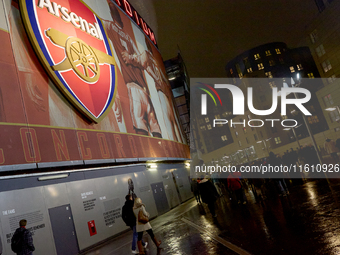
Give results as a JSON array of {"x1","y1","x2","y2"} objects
[
  {"x1": 122, "y1": 195, "x2": 147, "y2": 254},
  {"x1": 133, "y1": 198, "x2": 161, "y2": 254},
  {"x1": 198, "y1": 176, "x2": 219, "y2": 217},
  {"x1": 227, "y1": 171, "x2": 246, "y2": 204},
  {"x1": 11, "y1": 219, "x2": 35, "y2": 255},
  {"x1": 324, "y1": 138, "x2": 339, "y2": 163},
  {"x1": 191, "y1": 178, "x2": 201, "y2": 204}
]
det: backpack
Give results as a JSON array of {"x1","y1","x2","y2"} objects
[{"x1": 11, "y1": 229, "x2": 25, "y2": 253}]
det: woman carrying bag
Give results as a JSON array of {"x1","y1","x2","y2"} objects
[{"x1": 133, "y1": 198, "x2": 161, "y2": 254}]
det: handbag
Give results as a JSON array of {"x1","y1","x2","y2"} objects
[{"x1": 138, "y1": 209, "x2": 149, "y2": 224}]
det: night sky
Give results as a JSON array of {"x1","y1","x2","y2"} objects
[{"x1": 153, "y1": 0, "x2": 320, "y2": 78}]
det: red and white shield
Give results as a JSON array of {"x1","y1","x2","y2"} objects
[{"x1": 19, "y1": 0, "x2": 117, "y2": 123}]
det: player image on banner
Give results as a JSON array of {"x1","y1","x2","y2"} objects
[
  {"x1": 8, "y1": 1, "x2": 50, "y2": 125},
  {"x1": 103, "y1": 1, "x2": 162, "y2": 138}
]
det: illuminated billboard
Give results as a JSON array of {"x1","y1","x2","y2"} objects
[{"x1": 0, "y1": 0, "x2": 188, "y2": 169}]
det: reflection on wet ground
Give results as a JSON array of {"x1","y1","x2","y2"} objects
[{"x1": 84, "y1": 179, "x2": 340, "y2": 255}]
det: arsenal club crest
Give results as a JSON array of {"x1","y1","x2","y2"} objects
[{"x1": 19, "y1": 0, "x2": 117, "y2": 123}]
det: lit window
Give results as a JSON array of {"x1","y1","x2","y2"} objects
[
  {"x1": 310, "y1": 29, "x2": 318, "y2": 43},
  {"x1": 265, "y1": 50, "x2": 271, "y2": 56},
  {"x1": 290, "y1": 66, "x2": 295, "y2": 73},
  {"x1": 236, "y1": 63, "x2": 243, "y2": 78},
  {"x1": 200, "y1": 126, "x2": 206, "y2": 131},
  {"x1": 269, "y1": 81, "x2": 276, "y2": 88},
  {"x1": 254, "y1": 54, "x2": 260, "y2": 60},
  {"x1": 275, "y1": 49, "x2": 281, "y2": 54},
  {"x1": 205, "y1": 117, "x2": 209, "y2": 123},
  {"x1": 269, "y1": 60, "x2": 275, "y2": 66},
  {"x1": 274, "y1": 137, "x2": 281, "y2": 144},
  {"x1": 328, "y1": 74, "x2": 336, "y2": 84},
  {"x1": 297, "y1": 64, "x2": 303, "y2": 70},
  {"x1": 247, "y1": 67, "x2": 253, "y2": 73},
  {"x1": 258, "y1": 63, "x2": 264, "y2": 70},
  {"x1": 221, "y1": 135, "x2": 228, "y2": 141},
  {"x1": 207, "y1": 124, "x2": 212, "y2": 130},
  {"x1": 230, "y1": 68, "x2": 233, "y2": 74},
  {"x1": 323, "y1": 94, "x2": 334, "y2": 107},
  {"x1": 308, "y1": 116, "x2": 319, "y2": 124},
  {"x1": 265, "y1": 72, "x2": 273, "y2": 78},
  {"x1": 238, "y1": 140, "x2": 242, "y2": 147},
  {"x1": 315, "y1": 44, "x2": 325, "y2": 57},
  {"x1": 215, "y1": 114, "x2": 220, "y2": 119},
  {"x1": 322, "y1": 60, "x2": 332, "y2": 73},
  {"x1": 308, "y1": 73, "x2": 314, "y2": 78},
  {"x1": 329, "y1": 110, "x2": 340, "y2": 122}
]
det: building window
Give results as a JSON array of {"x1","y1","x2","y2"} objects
[
  {"x1": 275, "y1": 48, "x2": 281, "y2": 54},
  {"x1": 238, "y1": 140, "x2": 242, "y2": 147},
  {"x1": 247, "y1": 67, "x2": 253, "y2": 73},
  {"x1": 269, "y1": 81, "x2": 276, "y2": 88},
  {"x1": 236, "y1": 63, "x2": 243, "y2": 78},
  {"x1": 254, "y1": 53, "x2": 260, "y2": 60},
  {"x1": 315, "y1": 0, "x2": 326, "y2": 12},
  {"x1": 281, "y1": 115, "x2": 287, "y2": 120},
  {"x1": 315, "y1": 44, "x2": 325, "y2": 57},
  {"x1": 329, "y1": 110, "x2": 340, "y2": 122},
  {"x1": 308, "y1": 73, "x2": 314, "y2": 78},
  {"x1": 246, "y1": 137, "x2": 249, "y2": 144},
  {"x1": 230, "y1": 68, "x2": 233, "y2": 74},
  {"x1": 221, "y1": 135, "x2": 228, "y2": 141},
  {"x1": 200, "y1": 126, "x2": 206, "y2": 131},
  {"x1": 254, "y1": 134, "x2": 258, "y2": 141},
  {"x1": 269, "y1": 60, "x2": 275, "y2": 66},
  {"x1": 274, "y1": 137, "x2": 281, "y2": 144},
  {"x1": 235, "y1": 131, "x2": 238, "y2": 137},
  {"x1": 323, "y1": 94, "x2": 334, "y2": 107},
  {"x1": 322, "y1": 60, "x2": 332, "y2": 73},
  {"x1": 297, "y1": 64, "x2": 303, "y2": 70},
  {"x1": 265, "y1": 72, "x2": 273, "y2": 78},
  {"x1": 258, "y1": 63, "x2": 264, "y2": 70},
  {"x1": 310, "y1": 29, "x2": 318, "y2": 43},
  {"x1": 205, "y1": 117, "x2": 209, "y2": 123},
  {"x1": 215, "y1": 114, "x2": 220, "y2": 119},
  {"x1": 290, "y1": 66, "x2": 295, "y2": 73},
  {"x1": 265, "y1": 50, "x2": 271, "y2": 56},
  {"x1": 207, "y1": 124, "x2": 212, "y2": 130},
  {"x1": 233, "y1": 124, "x2": 236, "y2": 129},
  {"x1": 328, "y1": 74, "x2": 336, "y2": 84},
  {"x1": 308, "y1": 116, "x2": 319, "y2": 124}
]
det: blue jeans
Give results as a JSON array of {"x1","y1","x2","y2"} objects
[{"x1": 131, "y1": 225, "x2": 145, "y2": 251}]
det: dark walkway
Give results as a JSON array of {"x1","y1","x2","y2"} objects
[{"x1": 84, "y1": 179, "x2": 340, "y2": 255}]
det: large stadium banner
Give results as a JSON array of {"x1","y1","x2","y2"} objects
[{"x1": 0, "y1": 0, "x2": 188, "y2": 169}]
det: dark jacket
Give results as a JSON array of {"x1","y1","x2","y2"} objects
[
  {"x1": 198, "y1": 179, "x2": 218, "y2": 204},
  {"x1": 12, "y1": 227, "x2": 35, "y2": 255},
  {"x1": 122, "y1": 200, "x2": 136, "y2": 227}
]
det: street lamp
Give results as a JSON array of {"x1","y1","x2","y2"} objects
[
  {"x1": 257, "y1": 139, "x2": 270, "y2": 157},
  {"x1": 283, "y1": 124, "x2": 302, "y2": 148},
  {"x1": 289, "y1": 76, "x2": 323, "y2": 165}
]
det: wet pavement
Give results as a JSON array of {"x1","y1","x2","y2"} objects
[{"x1": 83, "y1": 179, "x2": 340, "y2": 255}]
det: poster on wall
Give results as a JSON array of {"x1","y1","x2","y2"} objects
[{"x1": 0, "y1": 0, "x2": 189, "y2": 169}]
